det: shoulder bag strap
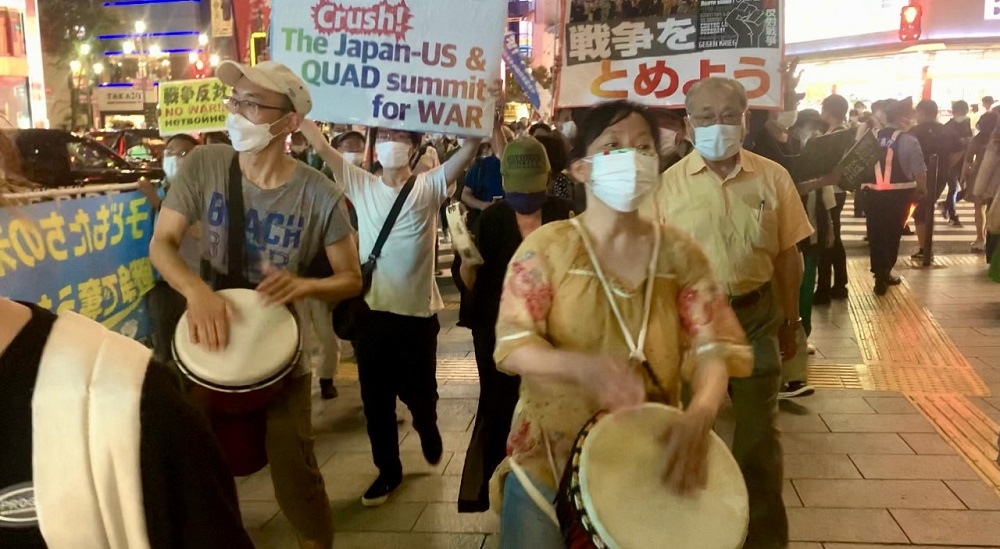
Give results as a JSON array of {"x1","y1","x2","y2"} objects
[
  {"x1": 369, "y1": 175, "x2": 416, "y2": 261},
  {"x1": 227, "y1": 154, "x2": 248, "y2": 285}
]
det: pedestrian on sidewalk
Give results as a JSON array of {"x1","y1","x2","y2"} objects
[
  {"x1": 861, "y1": 97, "x2": 928, "y2": 296},
  {"x1": 909, "y1": 99, "x2": 965, "y2": 261},
  {"x1": 455, "y1": 136, "x2": 574, "y2": 513},
  {"x1": 942, "y1": 101, "x2": 974, "y2": 226},
  {"x1": 491, "y1": 100, "x2": 751, "y2": 548},
  {"x1": 647, "y1": 77, "x2": 815, "y2": 548},
  {"x1": 814, "y1": 95, "x2": 852, "y2": 304},
  {"x1": 301, "y1": 116, "x2": 484, "y2": 507}
]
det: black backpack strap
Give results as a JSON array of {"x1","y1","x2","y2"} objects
[
  {"x1": 227, "y1": 154, "x2": 248, "y2": 286},
  {"x1": 369, "y1": 175, "x2": 416, "y2": 261}
]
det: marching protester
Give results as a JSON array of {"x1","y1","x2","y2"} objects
[
  {"x1": 300, "y1": 109, "x2": 484, "y2": 506},
  {"x1": 491, "y1": 100, "x2": 751, "y2": 547},
  {"x1": 0, "y1": 178, "x2": 253, "y2": 547},
  {"x1": 461, "y1": 140, "x2": 505, "y2": 228},
  {"x1": 814, "y1": 94, "x2": 852, "y2": 304},
  {"x1": 455, "y1": 136, "x2": 574, "y2": 513},
  {"x1": 645, "y1": 77, "x2": 814, "y2": 547},
  {"x1": 861, "y1": 98, "x2": 928, "y2": 295},
  {"x1": 150, "y1": 60, "x2": 363, "y2": 549}
]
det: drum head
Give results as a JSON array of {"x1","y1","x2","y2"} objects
[
  {"x1": 173, "y1": 289, "x2": 299, "y2": 391},
  {"x1": 579, "y1": 403, "x2": 749, "y2": 549}
]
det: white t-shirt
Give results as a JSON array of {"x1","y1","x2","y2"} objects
[{"x1": 337, "y1": 162, "x2": 448, "y2": 317}]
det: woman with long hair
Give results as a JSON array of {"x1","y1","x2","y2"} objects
[{"x1": 489, "y1": 101, "x2": 751, "y2": 547}]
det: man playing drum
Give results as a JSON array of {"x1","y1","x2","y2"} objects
[{"x1": 150, "y1": 61, "x2": 363, "y2": 549}]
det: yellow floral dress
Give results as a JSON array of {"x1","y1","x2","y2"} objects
[{"x1": 489, "y1": 219, "x2": 752, "y2": 508}]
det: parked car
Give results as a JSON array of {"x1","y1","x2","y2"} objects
[
  {"x1": 88, "y1": 129, "x2": 165, "y2": 167},
  {"x1": 3, "y1": 129, "x2": 164, "y2": 189}
]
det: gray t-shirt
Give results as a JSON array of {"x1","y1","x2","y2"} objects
[{"x1": 163, "y1": 144, "x2": 352, "y2": 284}]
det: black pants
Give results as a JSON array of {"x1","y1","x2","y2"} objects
[
  {"x1": 458, "y1": 327, "x2": 520, "y2": 513},
  {"x1": 356, "y1": 311, "x2": 440, "y2": 478},
  {"x1": 864, "y1": 188, "x2": 914, "y2": 280},
  {"x1": 816, "y1": 192, "x2": 848, "y2": 296},
  {"x1": 148, "y1": 281, "x2": 187, "y2": 365}
]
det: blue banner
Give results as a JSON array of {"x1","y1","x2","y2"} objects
[
  {"x1": 503, "y1": 32, "x2": 540, "y2": 109},
  {"x1": 0, "y1": 191, "x2": 156, "y2": 338}
]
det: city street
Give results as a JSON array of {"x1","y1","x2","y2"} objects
[{"x1": 241, "y1": 255, "x2": 1000, "y2": 549}]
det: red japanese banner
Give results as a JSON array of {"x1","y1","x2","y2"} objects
[{"x1": 557, "y1": 0, "x2": 784, "y2": 109}]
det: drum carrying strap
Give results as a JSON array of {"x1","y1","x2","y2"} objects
[{"x1": 570, "y1": 218, "x2": 662, "y2": 365}]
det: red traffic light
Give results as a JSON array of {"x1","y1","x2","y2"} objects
[{"x1": 900, "y1": 3, "x2": 922, "y2": 41}]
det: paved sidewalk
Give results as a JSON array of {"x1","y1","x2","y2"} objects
[{"x1": 244, "y1": 257, "x2": 1000, "y2": 548}]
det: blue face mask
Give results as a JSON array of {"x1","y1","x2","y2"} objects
[{"x1": 505, "y1": 192, "x2": 547, "y2": 214}]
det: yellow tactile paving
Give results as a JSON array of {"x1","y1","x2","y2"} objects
[
  {"x1": 807, "y1": 364, "x2": 864, "y2": 389},
  {"x1": 333, "y1": 357, "x2": 479, "y2": 383},
  {"x1": 840, "y1": 258, "x2": 999, "y2": 498},
  {"x1": 844, "y1": 259, "x2": 988, "y2": 395}
]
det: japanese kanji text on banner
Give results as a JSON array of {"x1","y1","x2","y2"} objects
[
  {"x1": 0, "y1": 192, "x2": 156, "y2": 338},
  {"x1": 559, "y1": 0, "x2": 783, "y2": 109},
  {"x1": 158, "y1": 78, "x2": 230, "y2": 136},
  {"x1": 270, "y1": 0, "x2": 506, "y2": 137}
]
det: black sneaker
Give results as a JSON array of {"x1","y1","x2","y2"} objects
[
  {"x1": 874, "y1": 279, "x2": 889, "y2": 296},
  {"x1": 910, "y1": 249, "x2": 924, "y2": 260},
  {"x1": 949, "y1": 218, "x2": 963, "y2": 228},
  {"x1": 779, "y1": 382, "x2": 816, "y2": 399},
  {"x1": 362, "y1": 474, "x2": 402, "y2": 507},
  {"x1": 813, "y1": 292, "x2": 832, "y2": 306},
  {"x1": 830, "y1": 286, "x2": 849, "y2": 300},
  {"x1": 319, "y1": 378, "x2": 338, "y2": 400},
  {"x1": 420, "y1": 426, "x2": 443, "y2": 465}
]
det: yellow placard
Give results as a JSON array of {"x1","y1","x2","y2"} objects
[{"x1": 157, "y1": 78, "x2": 229, "y2": 136}]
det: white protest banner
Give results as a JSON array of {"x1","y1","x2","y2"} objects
[
  {"x1": 558, "y1": 0, "x2": 784, "y2": 109},
  {"x1": 271, "y1": 0, "x2": 506, "y2": 138}
]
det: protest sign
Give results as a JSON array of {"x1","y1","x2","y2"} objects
[
  {"x1": 558, "y1": 0, "x2": 783, "y2": 109},
  {"x1": 0, "y1": 192, "x2": 156, "y2": 338},
  {"x1": 271, "y1": 0, "x2": 506, "y2": 137},
  {"x1": 158, "y1": 78, "x2": 229, "y2": 136},
  {"x1": 503, "y1": 33, "x2": 540, "y2": 109}
]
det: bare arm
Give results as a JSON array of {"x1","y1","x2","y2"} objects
[
  {"x1": 461, "y1": 186, "x2": 492, "y2": 211},
  {"x1": 459, "y1": 261, "x2": 479, "y2": 289},
  {"x1": 772, "y1": 245, "x2": 804, "y2": 323},
  {"x1": 313, "y1": 237, "x2": 363, "y2": 302},
  {"x1": 300, "y1": 120, "x2": 346, "y2": 181},
  {"x1": 443, "y1": 137, "x2": 483, "y2": 196},
  {"x1": 150, "y1": 208, "x2": 211, "y2": 300},
  {"x1": 491, "y1": 114, "x2": 509, "y2": 158}
]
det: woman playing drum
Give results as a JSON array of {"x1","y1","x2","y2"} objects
[{"x1": 491, "y1": 101, "x2": 753, "y2": 548}]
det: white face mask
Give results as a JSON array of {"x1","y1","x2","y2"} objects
[
  {"x1": 226, "y1": 112, "x2": 287, "y2": 155},
  {"x1": 376, "y1": 141, "x2": 411, "y2": 169},
  {"x1": 693, "y1": 124, "x2": 743, "y2": 161},
  {"x1": 587, "y1": 149, "x2": 659, "y2": 213},
  {"x1": 163, "y1": 155, "x2": 184, "y2": 180},
  {"x1": 775, "y1": 110, "x2": 798, "y2": 130},
  {"x1": 561, "y1": 120, "x2": 577, "y2": 138},
  {"x1": 342, "y1": 151, "x2": 364, "y2": 167}
]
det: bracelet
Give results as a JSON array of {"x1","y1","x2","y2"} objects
[{"x1": 782, "y1": 317, "x2": 802, "y2": 327}]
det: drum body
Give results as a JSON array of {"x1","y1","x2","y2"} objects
[
  {"x1": 173, "y1": 289, "x2": 300, "y2": 476},
  {"x1": 556, "y1": 403, "x2": 749, "y2": 549}
]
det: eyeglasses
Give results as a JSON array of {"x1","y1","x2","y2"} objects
[
  {"x1": 223, "y1": 96, "x2": 288, "y2": 119},
  {"x1": 690, "y1": 113, "x2": 746, "y2": 127},
  {"x1": 163, "y1": 149, "x2": 190, "y2": 158}
]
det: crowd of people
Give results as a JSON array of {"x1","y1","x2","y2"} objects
[{"x1": 4, "y1": 51, "x2": 1000, "y2": 549}]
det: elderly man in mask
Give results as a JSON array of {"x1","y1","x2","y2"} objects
[{"x1": 645, "y1": 77, "x2": 813, "y2": 549}]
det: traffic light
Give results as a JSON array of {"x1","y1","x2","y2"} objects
[{"x1": 899, "y1": 2, "x2": 923, "y2": 42}]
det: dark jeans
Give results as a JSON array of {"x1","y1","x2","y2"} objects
[
  {"x1": 147, "y1": 281, "x2": 187, "y2": 365},
  {"x1": 356, "y1": 311, "x2": 441, "y2": 478},
  {"x1": 458, "y1": 327, "x2": 520, "y2": 513},
  {"x1": 732, "y1": 286, "x2": 787, "y2": 548},
  {"x1": 816, "y1": 193, "x2": 847, "y2": 296},
  {"x1": 864, "y1": 188, "x2": 914, "y2": 280}
]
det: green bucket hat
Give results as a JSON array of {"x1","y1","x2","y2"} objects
[{"x1": 501, "y1": 136, "x2": 551, "y2": 194}]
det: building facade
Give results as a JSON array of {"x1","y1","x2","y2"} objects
[{"x1": 0, "y1": 0, "x2": 46, "y2": 128}]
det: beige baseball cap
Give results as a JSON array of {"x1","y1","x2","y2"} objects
[{"x1": 216, "y1": 60, "x2": 312, "y2": 115}]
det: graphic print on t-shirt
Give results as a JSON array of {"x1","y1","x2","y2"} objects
[{"x1": 205, "y1": 190, "x2": 309, "y2": 279}]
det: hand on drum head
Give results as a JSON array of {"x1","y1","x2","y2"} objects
[
  {"x1": 661, "y1": 404, "x2": 715, "y2": 495},
  {"x1": 256, "y1": 265, "x2": 312, "y2": 305},
  {"x1": 576, "y1": 355, "x2": 645, "y2": 412},
  {"x1": 187, "y1": 286, "x2": 239, "y2": 352}
]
